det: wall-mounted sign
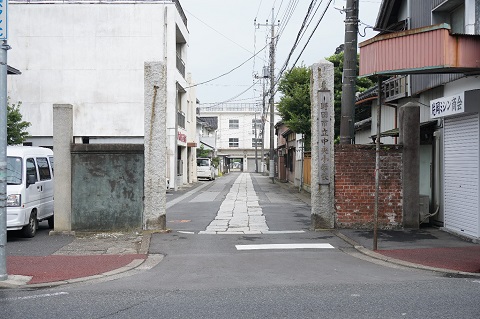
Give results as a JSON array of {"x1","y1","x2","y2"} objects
[
  {"x1": 318, "y1": 90, "x2": 332, "y2": 185},
  {"x1": 430, "y1": 92, "x2": 464, "y2": 119},
  {"x1": 0, "y1": 0, "x2": 6, "y2": 40},
  {"x1": 177, "y1": 131, "x2": 187, "y2": 143}
]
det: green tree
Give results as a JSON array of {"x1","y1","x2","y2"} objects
[
  {"x1": 7, "y1": 99, "x2": 31, "y2": 145},
  {"x1": 196, "y1": 145, "x2": 210, "y2": 158},
  {"x1": 277, "y1": 66, "x2": 312, "y2": 150},
  {"x1": 326, "y1": 52, "x2": 376, "y2": 138}
]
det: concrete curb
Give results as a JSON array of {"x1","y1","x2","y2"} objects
[
  {"x1": 0, "y1": 232, "x2": 162, "y2": 290},
  {"x1": 333, "y1": 230, "x2": 480, "y2": 278},
  {"x1": 0, "y1": 254, "x2": 164, "y2": 289}
]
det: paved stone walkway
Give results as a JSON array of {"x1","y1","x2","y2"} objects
[{"x1": 200, "y1": 173, "x2": 269, "y2": 234}]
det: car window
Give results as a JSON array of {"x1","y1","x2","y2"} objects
[
  {"x1": 37, "y1": 157, "x2": 51, "y2": 181},
  {"x1": 7, "y1": 157, "x2": 22, "y2": 185},
  {"x1": 26, "y1": 158, "x2": 38, "y2": 182},
  {"x1": 197, "y1": 159, "x2": 210, "y2": 166}
]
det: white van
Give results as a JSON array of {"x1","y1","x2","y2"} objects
[
  {"x1": 6, "y1": 146, "x2": 54, "y2": 237},
  {"x1": 197, "y1": 158, "x2": 215, "y2": 181}
]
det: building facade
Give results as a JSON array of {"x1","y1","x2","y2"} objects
[
  {"x1": 358, "y1": 0, "x2": 480, "y2": 240},
  {"x1": 7, "y1": 0, "x2": 195, "y2": 189},
  {"x1": 197, "y1": 103, "x2": 281, "y2": 173}
]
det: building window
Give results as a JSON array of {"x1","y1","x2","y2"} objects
[
  {"x1": 252, "y1": 138, "x2": 262, "y2": 148},
  {"x1": 252, "y1": 119, "x2": 262, "y2": 134},
  {"x1": 229, "y1": 119, "x2": 239, "y2": 129},
  {"x1": 229, "y1": 138, "x2": 239, "y2": 147}
]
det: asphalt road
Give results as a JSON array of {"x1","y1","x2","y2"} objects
[{"x1": 1, "y1": 172, "x2": 479, "y2": 318}]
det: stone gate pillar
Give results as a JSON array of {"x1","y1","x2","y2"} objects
[
  {"x1": 52, "y1": 104, "x2": 73, "y2": 233},
  {"x1": 311, "y1": 60, "x2": 335, "y2": 229},
  {"x1": 144, "y1": 62, "x2": 167, "y2": 230}
]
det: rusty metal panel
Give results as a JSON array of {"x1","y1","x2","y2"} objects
[{"x1": 359, "y1": 24, "x2": 480, "y2": 76}]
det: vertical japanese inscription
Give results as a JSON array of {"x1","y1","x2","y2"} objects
[{"x1": 318, "y1": 90, "x2": 331, "y2": 185}]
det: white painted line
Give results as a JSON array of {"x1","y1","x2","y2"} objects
[
  {"x1": 1, "y1": 292, "x2": 69, "y2": 301},
  {"x1": 178, "y1": 231, "x2": 195, "y2": 234},
  {"x1": 235, "y1": 243, "x2": 334, "y2": 250}
]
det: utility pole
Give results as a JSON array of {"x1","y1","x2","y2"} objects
[
  {"x1": 254, "y1": 66, "x2": 269, "y2": 174},
  {"x1": 268, "y1": 7, "x2": 276, "y2": 183},
  {"x1": 339, "y1": 0, "x2": 359, "y2": 144},
  {"x1": 261, "y1": 77, "x2": 266, "y2": 174},
  {"x1": 256, "y1": 8, "x2": 278, "y2": 182},
  {"x1": 254, "y1": 109, "x2": 258, "y2": 173}
]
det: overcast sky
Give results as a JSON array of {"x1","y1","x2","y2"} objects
[{"x1": 180, "y1": 0, "x2": 382, "y2": 105}]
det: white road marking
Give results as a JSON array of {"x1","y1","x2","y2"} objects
[
  {"x1": 178, "y1": 231, "x2": 195, "y2": 234},
  {"x1": 1, "y1": 292, "x2": 69, "y2": 302},
  {"x1": 235, "y1": 243, "x2": 334, "y2": 250}
]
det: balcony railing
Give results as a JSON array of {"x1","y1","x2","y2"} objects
[{"x1": 176, "y1": 53, "x2": 185, "y2": 78}]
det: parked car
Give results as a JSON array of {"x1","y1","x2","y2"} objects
[
  {"x1": 6, "y1": 146, "x2": 55, "y2": 237},
  {"x1": 197, "y1": 158, "x2": 215, "y2": 181}
]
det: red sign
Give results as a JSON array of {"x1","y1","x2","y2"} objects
[{"x1": 178, "y1": 132, "x2": 187, "y2": 143}]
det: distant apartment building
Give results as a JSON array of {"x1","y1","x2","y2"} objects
[
  {"x1": 7, "y1": 0, "x2": 195, "y2": 189},
  {"x1": 197, "y1": 103, "x2": 281, "y2": 173}
]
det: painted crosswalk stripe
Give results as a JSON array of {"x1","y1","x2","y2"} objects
[{"x1": 235, "y1": 243, "x2": 334, "y2": 250}]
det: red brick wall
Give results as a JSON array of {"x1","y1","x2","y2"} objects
[{"x1": 334, "y1": 144, "x2": 403, "y2": 229}]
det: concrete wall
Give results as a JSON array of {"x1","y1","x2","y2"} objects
[
  {"x1": 8, "y1": 3, "x2": 173, "y2": 138},
  {"x1": 71, "y1": 144, "x2": 144, "y2": 231},
  {"x1": 335, "y1": 144, "x2": 403, "y2": 229}
]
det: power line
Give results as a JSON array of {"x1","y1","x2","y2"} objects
[
  {"x1": 271, "y1": 0, "x2": 333, "y2": 96},
  {"x1": 185, "y1": 8, "x2": 253, "y2": 56},
  {"x1": 186, "y1": 44, "x2": 268, "y2": 89},
  {"x1": 290, "y1": 0, "x2": 333, "y2": 69},
  {"x1": 277, "y1": 0, "x2": 300, "y2": 40},
  {"x1": 276, "y1": 0, "x2": 320, "y2": 79},
  {"x1": 274, "y1": 0, "x2": 285, "y2": 22},
  {"x1": 255, "y1": 0, "x2": 264, "y2": 19}
]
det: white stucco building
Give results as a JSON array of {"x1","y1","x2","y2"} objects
[
  {"x1": 198, "y1": 103, "x2": 281, "y2": 173},
  {"x1": 8, "y1": 0, "x2": 195, "y2": 189}
]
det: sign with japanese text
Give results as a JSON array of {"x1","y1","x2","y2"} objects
[
  {"x1": 318, "y1": 90, "x2": 332, "y2": 185},
  {"x1": 430, "y1": 92, "x2": 465, "y2": 119},
  {"x1": 177, "y1": 131, "x2": 187, "y2": 143},
  {"x1": 0, "y1": 0, "x2": 6, "y2": 40}
]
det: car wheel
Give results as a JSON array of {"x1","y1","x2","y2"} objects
[
  {"x1": 22, "y1": 211, "x2": 38, "y2": 238},
  {"x1": 47, "y1": 215, "x2": 54, "y2": 229}
]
